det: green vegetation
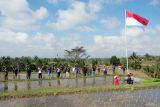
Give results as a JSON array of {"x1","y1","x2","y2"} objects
[
  {"x1": 65, "y1": 46, "x2": 89, "y2": 67},
  {"x1": 143, "y1": 78, "x2": 160, "y2": 83},
  {"x1": 129, "y1": 52, "x2": 142, "y2": 70},
  {"x1": 110, "y1": 56, "x2": 120, "y2": 66},
  {"x1": 143, "y1": 57, "x2": 160, "y2": 78},
  {"x1": 0, "y1": 48, "x2": 160, "y2": 79},
  {"x1": 0, "y1": 79, "x2": 160, "y2": 100}
]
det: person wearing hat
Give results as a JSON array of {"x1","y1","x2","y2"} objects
[{"x1": 114, "y1": 75, "x2": 120, "y2": 85}]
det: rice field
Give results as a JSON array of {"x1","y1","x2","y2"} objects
[{"x1": 0, "y1": 87, "x2": 160, "y2": 107}]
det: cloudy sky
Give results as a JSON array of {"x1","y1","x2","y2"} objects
[{"x1": 0, "y1": 0, "x2": 160, "y2": 58}]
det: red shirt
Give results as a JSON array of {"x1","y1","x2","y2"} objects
[{"x1": 114, "y1": 77, "x2": 120, "y2": 85}]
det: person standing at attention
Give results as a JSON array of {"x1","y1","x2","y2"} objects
[
  {"x1": 92, "y1": 65, "x2": 96, "y2": 76},
  {"x1": 3, "y1": 66, "x2": 8, "y2": 80},
  {"x1": 26, "y1": 66, "x2": 31, "y2": 79},
  {"x1": 57, "y1": 67, "x2": 61, "y2": 78},
  {"x1": 48, "y1": 66, "x2": 52, "y2": 79},
  {"x1": 112, "y1": 65, "x2": 115, "y2": 75},
  {"x1": 104, "y1": 66, "x2": 108, "y2": 76},
  {"x1": 65, "y1": 66, "x2": 70, "y2": 78},
  {"x1": 38, "y1": 66, "x2": 42, "y2": 79},
  {"x1": 97, "y1": 67, "x2": 100, "y2": 75},
  {"x1": 13, "y1": 66, "x2": 18, "y2": 79}
]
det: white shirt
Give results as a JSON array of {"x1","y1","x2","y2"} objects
[
  {"x1": 57, "y1": 68, "x2": 60, "y2": 72},
  {"x1": 72, "y1": 67, "x2": 75, "y2": 72},
  {"x1": 38, "y1": 67, "x2": 42, "y2": 73}
]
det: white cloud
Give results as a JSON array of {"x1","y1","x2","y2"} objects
[
  {"x1": 0, "y1": 0, "x2": 30, "y2": 17},
  {"x1": 0, "y1": 25, "x2": 160, "y2": 57},
  {"x1": 150, "y1": 0, "x2": 160, "y2": 6},
  {"x1": 86, "y1": 25, "x2": 160, "y2": 58},
  {"x1": 155, "y1": 24, "x2": 160, "y2": 31},
  {"x1": 47, "y1": 1, "x2": 94, "y2": 30},
  {"x1": 47, "y1": 0, "x2": 129, "y2": 30},
  {"x1": 0, "y1": 0, "x2": 48, "y2": 31},
  {"x1": 48, "y1": 0, "x2": 59, "y2": 4},
  {"x1": 0, "y1": 0, "x2": 159, "y2": 58},
  {"x1": 34, "y1": 7, "x2": 48, "y2": 20},
  {"x1": 94, "y1": 35, "x2": 122, "y2": 46},
  {"x1": 105, "y1": 0, "x2": 131, "y2": 4},
  {"x1": 88, "y1": 0, "x2": 104, "y2": 13},
  {"x1": 76, "y1": 26, "x2": 96, "y2": 32},
  {"x1": 86, "y1": 35, "x2": 124, "y2": 57},
  {"x1": 88, "y1": 0, "x2": 130, "y2": 6},
  {"x1": 121, "y1": 27, "x2": 145, "y2": 37},
  {"x1": 0, "y1": 30, "x2": 28, "y2": 44},
  {"x1": 47, "y1": 0, "x2": 106, "y2": 30},
  {"x1": 93, "y1": 35, "x2": 123, "y2": 52},
  {"x1": 101, "y1": 17, "x2": 121, "y2": 29},
  {"x1": 25, "y1": 33, "x2": 81, "y2": 57},
  {"x1": 0, "y1": 29, "x2": 81, "y2": 57}
]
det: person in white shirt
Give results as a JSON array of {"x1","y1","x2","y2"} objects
[
  {"x1": 57, "y1": 67, "x2": 61, "y2": 78},
  {"x1": 38, "y1": 67, "x2": 42, "y2": 79}
]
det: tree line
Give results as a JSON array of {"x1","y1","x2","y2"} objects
[{"x1": 0, "y1": 46, "x2": 159, "y2": 78}]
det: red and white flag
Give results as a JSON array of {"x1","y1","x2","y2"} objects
[{"x1": 125, "y1": 10, "x2": 149, "y2": 26}]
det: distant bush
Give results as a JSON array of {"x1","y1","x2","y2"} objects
[
  {"x1": 143, "y1": 58, "x2": 160, "y2": 79},
  {"x1": 110, "y1": 56, "x2": 120, "y2": 66}
]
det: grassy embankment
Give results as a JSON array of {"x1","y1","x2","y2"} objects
[{"x1": 0, "y1": 78, "x2": 160, "y2": 100}]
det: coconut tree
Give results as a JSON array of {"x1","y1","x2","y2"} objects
[
  {"x1": 129, "y1": 52, "x2": 138, "y2": 60},
  {"x1": 144, "y1": 57, "x2": 160, "y2": 78},
  {"x1": 153, "y1": 58, "x2": 160, "y2": 78},
  {"x1": 129, "y1": 52, "x2": 142, "y2": 70}
]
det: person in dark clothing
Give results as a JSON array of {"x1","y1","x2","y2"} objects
[
  {"x1": 103, "y1": 66, "x2": 108, "y2": 76},
  {"x1": 13, "y1": 66, "x2": 18, "y2": 79},
  {"x1": 2, "y1": 66, "x2": 8, "y2": 80},
  {"x1": 112, "y1": 65, "x2": 115, "y2": 75},
  {"x1": 92, "y1": 66, "x2": 96, "y2": 76},
  {"x1": 65, "y1": 66, "x2": 70, "y2": 78},
  {"x1": 97, "y1": 67, "x2": 100, "y2": 75},
  {"x1": 125, "y1": 74, "x2": 133, "y2": 84},
  {"x1": 121, "y1": 65, "x2": 126, "y2": 75},
  {"x1": 74, "y1": 67, "x2": 79, "y2": 77},
  {"x1": 48, "y1": 66, "x2": 52, "y2": 78},
  {"x1": 26, "y1": 66, "x2": 31, "y2": 79},
  {"x1": 82, "y1": 66, "x2": 88, "y2": 77}
]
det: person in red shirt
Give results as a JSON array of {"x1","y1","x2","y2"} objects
[{"x1": 114, "y1": 76, "x2": 120, "y2": 85}]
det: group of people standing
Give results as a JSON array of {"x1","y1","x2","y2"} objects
[
  {"x1": 2, "y1": 66, "x2": 18, "y2": 80},
  {"x1": 1, "y1": 64, "x2": 128, "y2": 82},
  {"x1": 25, "y1": 65, "x2": 71, "y2": 79}
]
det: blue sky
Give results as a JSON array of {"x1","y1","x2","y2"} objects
[{"x1": 0, "y1": 0, "x2": 160, "y2": 58}]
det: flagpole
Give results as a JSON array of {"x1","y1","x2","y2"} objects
[{"x1": 125, "y1": 9, "x2": 129, "y2": 74}]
